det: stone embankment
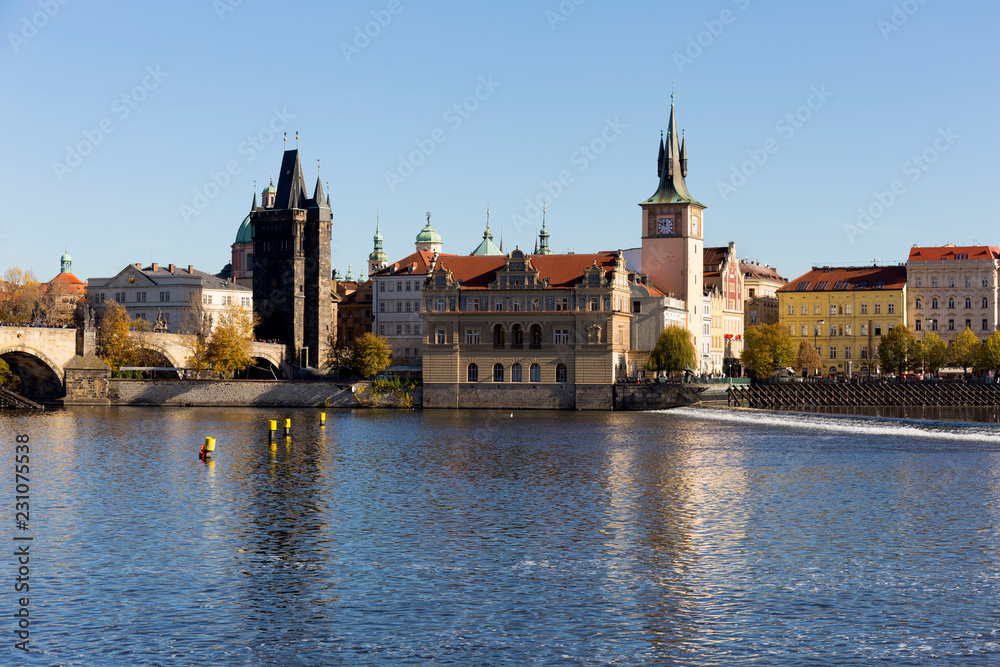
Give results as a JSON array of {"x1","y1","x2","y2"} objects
[{"x1": 108, "y1": 379, "x2": 420, "y2": 408}]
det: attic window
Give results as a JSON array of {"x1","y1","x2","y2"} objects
[
  {"x1": 873, "y1": 281, "x2": 886, "y2": 289},
  {"x1": 796, "y1": 282, "x2": 811, "y2": 291},
  {"x1": 855, "y1": 280, "x2": 869, "y2": 289},
  {"x1": 814, "y1": 281, "x2": 828, "y2": 290},
  {"x1": 833, "y1": 281, "x2": 849, "y2": 290}
]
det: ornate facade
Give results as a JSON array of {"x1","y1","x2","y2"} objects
[{"x1": 421, "y1": 249, "x2": 633, "y2": 409}]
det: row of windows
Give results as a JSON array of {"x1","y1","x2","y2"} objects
[
  {"x1": 97, "y1": 291, "x2": 175, "y2": 303},
  {"x1": 914, "y1": 276, "x2": 990, "y2": 288},
  {"x1": 915, "y1": 319, "x2": 989, "y2": 332},
  {"x1": 794, "y1": 323, "x2": 885, "y2": 337},
  {"x1": 914, "y1": 297, "x2": 989, "y2": 310},
  {"x1": 787, "y1": 303, "x2": 895, "y2": 316},
  {"x1": 434, "y1": 325, "x2": 572, "y2": 347},
  {"x1": 823, "y1": 346, "x2": 868, "y2": 360},
  {"x1": 379, "y1": 280, "x2": 419, "y2": 292},
  {"x1": 378, "y1": 300, "x2": 421, "y2": 313},
  {"x1": 378, "y1": 323, "x2": 422, "y2": 336},
  {"x1": 467, "y1": 362, "x2": 567, "y2": 383}
]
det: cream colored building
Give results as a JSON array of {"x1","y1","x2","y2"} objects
[{"x1": 906, "y1": 244, "x2": 1000, "y2": 343}]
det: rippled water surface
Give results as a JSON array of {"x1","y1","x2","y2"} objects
[{"x1": 4, "y1": 406, "x2": 1000, "y2": 665}]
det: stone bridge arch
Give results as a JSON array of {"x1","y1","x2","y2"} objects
[{"x1": 0, "y1": 345, "x2": 64, "y2": 399}]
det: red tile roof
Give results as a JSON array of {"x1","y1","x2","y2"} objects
[
  {"x1": 373, "y1": 251, "x2": 449, "y2": 276},
  {"x1": 740, "y1": 261, "x2": 786, "y2": 283},
  {"x1": 432, "y1": 252, "x2": 620, "y2": 290},
  {"x1": 778, "y1": 265, "x2": 907, "y2": 292},
  {"x1": 907, "y1": 245, "x2": 1000, "y2": 262}
]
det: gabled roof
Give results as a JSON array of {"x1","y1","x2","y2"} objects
[
  {"x1": 907, "y1": 245, "x2": 1000, "y2": 262},
  {"x1": 274, "y1": 149, "x2": 309, "y2": 210},
  {"x1": 373, "y1": 251, "x2": 452, "y2": 277},
  {"x1": 433, "y1": 252, "x2": 620, "y2": 290},
  {"x1": 778, "y1": 265, "x2": 907, "y2": 292},
  {"x1": 740, "y1": 261, "x2": 786, "y2": 283}
]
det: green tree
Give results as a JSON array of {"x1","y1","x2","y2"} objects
[
  {"x1": 917, "y1": 331, "x2": 949, "y2": 376},
  {"x1": 323, "y1": 346, "x2": 356, "y2": 379},
  {"x1": 96, "y1": 301, "x2": 138, "y2": 375},
  {"x1": 0, "y1": 358, "x2": 22, "y2": 392},
  {"x1": 978, "y1": 331, "x2": 1000, "y2": 375},
  {"x1": 950, "y1": 327, "x2": 981, "y2": 377},
  {"x1": 877, "y1": 325, "x2": 915, "y2": 377},
  {"x1": 741, "y1": 323, "x2": 795, "y2": 379},
  {"x1": 352, "y1": 332, "x2": 392, "y2": 379},
  {"x1": 205, "y1": 304, "x2": 257, "y2": 379},
  {"x1": 645, "y1": 325, "x2": 696, "y2": 377},
  {"x1": 793, "y1": 340, "x2": 822, "y2": 375}
]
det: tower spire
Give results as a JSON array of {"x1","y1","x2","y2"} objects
[{"x1": 643, "y1": 95, "x2": 701, "y2": 206}]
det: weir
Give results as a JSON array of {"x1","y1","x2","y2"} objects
[{"x1": 729, "y1": 381, "x2": 1000, "y2": 409}]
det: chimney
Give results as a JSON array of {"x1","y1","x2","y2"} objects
[
  {"x1": 188, "y1": 265, "x2": 194, "y2": 273},
  {"x1": 151, "y1": 262, "x2": 158, "y2": 271},
  {"x1": 168, "y1": 264, "x2": 175, "y2": 273}
]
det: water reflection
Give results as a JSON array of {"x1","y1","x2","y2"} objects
[{"x1": 4, "y1": 406, "x2": 1000, "y2": 664}]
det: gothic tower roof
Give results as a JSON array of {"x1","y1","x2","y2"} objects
[
  {"x1": 642, "y1": 99, "x2": 702, "y2": 206},
  {"x1": 274, "y1": 149, "x2": 309, "y2": 209}
]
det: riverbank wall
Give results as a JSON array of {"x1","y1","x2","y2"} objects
[{"x1": 106, "y1": 379, "x2": 420, "y2": 408}]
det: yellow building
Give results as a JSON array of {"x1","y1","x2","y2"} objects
[{"x1": 777, "y1": 265, "x2": 907, "y2": 376}]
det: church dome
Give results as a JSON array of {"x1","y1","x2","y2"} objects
[
  {"x1": 369, "y1": 248, "x2": 387, "y2": 262},
  {"x1": 61, "y1": 250, "x2": 72, "y2": 264},
  {"x1": 416, "y1": 221, "x2": 442, "y2": 244},
  {"x1": 234, "y1": 212, "x2": 253, "y2": 244},
  {"x1": 262, "y1": 182, "x2": 277, "y2": 194}
]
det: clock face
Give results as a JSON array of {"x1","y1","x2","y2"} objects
[{"x1": 657, "y1": 217, "x2": 673, "y2": 235}]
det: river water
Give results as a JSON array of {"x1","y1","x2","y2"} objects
[{"x1": 4, "y1": 406, "x2": 1000, "y2": 665}]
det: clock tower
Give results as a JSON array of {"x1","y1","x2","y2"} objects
[{"x1": 639, "y1": 98, "x2": 705, "y2": 333}]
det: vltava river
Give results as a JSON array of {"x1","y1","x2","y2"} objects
[{"x1": 4, "y1": 406, "x2": 1000, "y2": 665}]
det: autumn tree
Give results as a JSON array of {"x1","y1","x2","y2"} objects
[
  {"x1": 96, "y1": 301, "x2": 138, "y2": 375},
  {"x1": 916, "y1": 331, "x2": 949, "y2": 376},
  {"x1": 877, "y1": 325, "x2": 916, "y2": 378},
  {"x1": 352, "y1": 332, "x2": 392, "y2": 379},
  {"x1": 205, "y1": 304, "x2": 257, "y2": 378},
  {"x1": 793, "y1": 340, "x2": 822, "y2": 376},
  {"x1": 977, "y1": 331, "x2": 1000, "y2": 375},
  {"x1": 645, "y1": 325, "x2": 697, "y2": 377},
  {"x1": 323, "y1": 346, "x2": 356, "y2": 379},
  {"x1": 0, "y1": 358, "x2": 21, "y2": 392},
  {"x1": 950, "y1": 328, "x2": 981, "y2": 377},
  {"x1": 741, "y1": 323, "x2": 795, "y2": 379},
  {"x1": 0, "y1": 267, "x2": 42, "y2": 325}
]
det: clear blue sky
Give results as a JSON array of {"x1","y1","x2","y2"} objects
[{"x1": 2, "y1": 0, "x2": 997, "y2": 284}]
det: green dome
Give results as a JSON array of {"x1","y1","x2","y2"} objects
[
  {"x1": 416, "y1": 221, "x2": 442, "y2": 244},
  {"x1": 262, "y1": 181, "x2": 277, "y2": 194},
  {"x1": 369, "y1": 249, "x2": 387, "y2": 262},
  {"x1": 234, "y1": 212, "x2": 253, "y2": 244},
  {"x1": 61, "y1": 250, "x2": 72, "y2": 263}
]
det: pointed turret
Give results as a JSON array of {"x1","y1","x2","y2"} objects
[
  {"x1": 252, "y1": 191, "x2": 258, "y2": 210},
  {"x1": 642, "y1": 98, "x2": 701, "y2": 206},
  {"x1": 680, "y1": 131, "x2": 688, "y2": 178},
  {"x1": 312, "y1": 174, "x2": 327, "y2": 208},
  {"x1": 470, "y1": 206, "x2": 502, "y2": 255},
  {"x1": 345, "y1": 264, "x2": 354, "y2": 282},
  {"x1": 536, "y1": 207, "x2": 554, "y2": 255},
  {"x1": 274, "y1": 149, "x2": 308, "y2": 209},
  {"x1": 657, "y1": 131, "x2": 665, "y2": 179},
  {"x1": 368, "y1": 213, "x2": 388, "y2": 275}
]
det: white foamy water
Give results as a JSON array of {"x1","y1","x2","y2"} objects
[{"x1": 667, "y1": 406, "x2": 1000, "y2": 443}]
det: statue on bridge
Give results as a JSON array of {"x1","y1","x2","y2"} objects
[{"x1": 153, "y1": 309, "x2": 169, "y2": 333}]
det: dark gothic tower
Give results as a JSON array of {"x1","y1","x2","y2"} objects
[{"x1": 251, "y1": 149, "x2": 332, "y2": 368}]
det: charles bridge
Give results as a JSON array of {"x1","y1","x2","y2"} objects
[{"x1": 0, "y1": 325, "x2": 287, "y2": 400}]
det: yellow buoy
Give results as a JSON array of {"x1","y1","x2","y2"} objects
[
  {"x1": 284, "y1": 418, "x2": 291, "y2": 437},
  {"x1": 320, "y1": 412, "x2": 326, "y2": 426},
  {"x1": 200, "y1": 437, "x2": 216, "y2": 460}
]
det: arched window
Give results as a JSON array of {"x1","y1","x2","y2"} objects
[
  {"x1": 512, "y1": 324, "x2": 524, "y2": 349},
  {"x1": 493, "y1": 324, "x2": 505, "y2": 349},
  {"x1": 948, "y1": 297, "x2": 955, "y2": 309},
  {"x1": 931, "y1": 298, "x2": 938, "y2": 309},
  {"x1": 915, "y1": 298, "x2": 922, "y2": 309},
  {"x1": 530, "y1": 324, "x2": 542, "y2": 349},
  {"x1": 467, "y1": 363, "x2": 478, "y2": 382},
  {"x1": 529, "y1": 363, "x2": 540, "y2": 382},
  {"x1": 493, "y1": 363, "x2": 504, "y2": 382},
  {"x1": 511, "y1": 363, "x2": 522, "y2": 382},
  {"x1": 966, "y1": 297, "x2": 973, "y2": 309},
  {"x1": 555, "y1": 363, "x2": 568, "y2": 383}
]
